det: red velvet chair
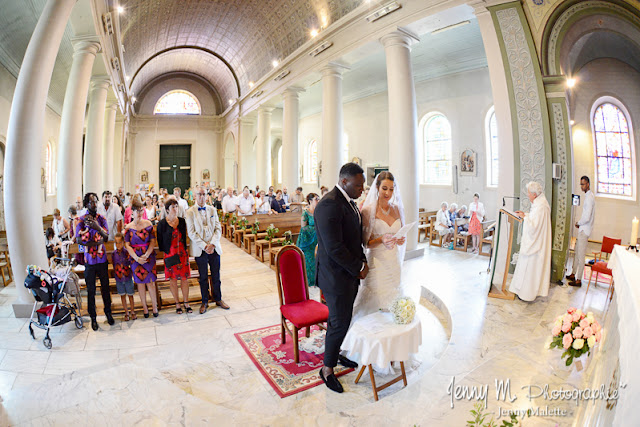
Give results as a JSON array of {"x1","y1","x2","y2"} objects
[
  {"x1": 586, "y1": 236, "x2": 621, "y2": 301},
  {"x1": 275, "y1": 245, "x2": 328, "y2": 363}
]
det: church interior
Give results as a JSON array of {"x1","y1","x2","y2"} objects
[{"x1": 0, "y1": 0, "x2": 638, "y2": 425}]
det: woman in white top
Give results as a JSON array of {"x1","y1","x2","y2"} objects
[
  {"x1": 468, "y1": 192, "x2": 486, "y2": 254},
  {"x1": 255, "y1": 190, "x2": 275, "y2": 214},
  {"x1": 52, "y1": 208, "x2": 71, "y2": 241},
  {"x1": 145, "y1": 196, "x2": 157, "y2": 223},
  {"x1": 435, "y1": 202, "x2": 454, "y2": 245}
]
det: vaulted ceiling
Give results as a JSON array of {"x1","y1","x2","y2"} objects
[{"x1": 119, "y1": 0, "x2": 364, "y2": 101}]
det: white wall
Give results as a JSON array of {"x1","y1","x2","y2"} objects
[
  {"x1": 0, "y1": 62, "x2": 61, "y2": 218},
  {"x1": 570, "y1": 58, "x2": 640, "y2": 244},
  {"x1": 297, "y1": 67, "x2": 498, "y2": 215},
  {"x1": 129, "y1": 115, "x2": 220, "y2": 192}
]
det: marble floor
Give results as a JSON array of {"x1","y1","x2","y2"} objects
[{"x1": 0, "y1": 239, "x2": 613, "y2": 426}]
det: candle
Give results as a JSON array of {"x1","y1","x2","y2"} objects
[{"x1": 631, "y1": 217, "x2": 639, "y2": 247}]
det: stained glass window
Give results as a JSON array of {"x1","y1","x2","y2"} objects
[
  {"x1": 154, "y1": 90, "x2": 201, "y2": 115},
  {"x1": 486, "y1": 107, "x2": 499, "y2": 187},
  {"x1": 592, "y1": 102, "x2": 634, "y2": 197},
  {"x1": 423, "y1": 114, "x2": 452, "y2": 185},
  {"x1": 306, "y1": 140, "x2": 318, "y2": 183}
]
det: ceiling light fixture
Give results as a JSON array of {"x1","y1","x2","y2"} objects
[
  {"x1": 274, "y1": 70, "x2": 290, "y2": 81},
  {"x1": 117, "y1": 6, "x2": 124, "y2": 13},
  {"x1": 228, "y1": 99, "x2": 234, "y2": 105},
  {"x1": 566, "y1": 77, "x2": 576, "y2": 88},
  {"x1": 309, "y1": 41, "x2": 333, "y2": 57},
  {"x1": 570, "y1": 120, "x2": 575, "y2": 125},
  {"x1": 310, "y1": 29, "x2": 319, "y2": 38},
  {"x1": 131, "y1": 96, "x2": 137, "y2": 103},
  {"x1": 365, "y1": 1, "x2": 401, "y2": 23},
  {"x1": 272, "y1": 60, "x2": 279, "y2": 68},
  {"x1": 248, "y1": 81, "x2": 254, "y2": 88},
  {"x1": 125, "y1": 75, "x2": 130, "y2": 80},
  {"x1": 431, "y1": 20, "x2": 471, "y2": 35}
]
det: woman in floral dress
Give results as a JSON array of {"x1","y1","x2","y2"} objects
[
  {"x1": 157, "y1": 199, "x2": 192, "y2": 314},
  {"x1": 125, "y1": 198, "x2": 158, "y2": 317},
  {"x1": 296, "y1": 193, "x2": 319, "y2": 286}
]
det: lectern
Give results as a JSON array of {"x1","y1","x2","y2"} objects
[{"x1": 489, "y1": 208, "x2": 523, "y2": 300}]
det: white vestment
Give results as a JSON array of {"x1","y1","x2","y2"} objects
[{"x1": 508, "y1": 194, "x2": 552, "y2": 301}]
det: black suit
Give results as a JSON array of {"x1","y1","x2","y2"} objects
[{"x1": 314, "y1": 186, "x2": 366, "y2": 368}]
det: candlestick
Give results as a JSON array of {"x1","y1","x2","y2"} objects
[{"x1": 631, "y1": 217, "x2": 639, "y2": 247}]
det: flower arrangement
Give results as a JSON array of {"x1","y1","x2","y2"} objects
[
  {"x1": 549, "y1": 307, "x2": 602, "y2": 366},
  {"x1": 224, "y1": 212, "x2": 230, "y2": 223},
  {"x1": 283, "y1": 230, "x2": 293, "y2": 245},
  {"x1": 389, "y1": 296, "x2": 416, "y2": 325},
  {"x1": 217, "y1": 210, "x2": 224, "y2": 223},
  {"x1": 251, "y1": 220, "x2": 260, "y2": 235},
  {"x1": 239, "y1": 216, "x2": 249, "y2": 230},
  {"x1": 265, "y1": 224, "x2": 279, "y2": 241},
  {"x1": 230, "y1": 213, "x2": 238, "y2": 226}
]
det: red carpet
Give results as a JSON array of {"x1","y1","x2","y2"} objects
[
  {"x1": 234, "y1": 324, "x2": 353, "y2": 398},
  {"x1": 584, "y1": 266, "x2": 611, "y2": 284}
]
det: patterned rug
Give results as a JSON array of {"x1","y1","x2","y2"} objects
[
  {"x1": 234, "y1": 324, "x2": 353, "y2": 398},
  {"x1": 583, "y1": 266, "x2": 611, "y2": 284}
]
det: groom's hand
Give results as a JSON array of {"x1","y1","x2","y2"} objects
[{"x1": 359, "y1": 263, "x2": 369, "y2": 279}]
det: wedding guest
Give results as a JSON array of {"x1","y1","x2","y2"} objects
[
  {"x1": 236, "y1": 187, "x2": 255, "y2": 215},
  {"x1": 270, "y1": 190, "x2": 287, "y2": 213},
  {"x1": 282, "y1": 186, "x2": 290, "y2": 204},
  {"x1": 509, "y1": 181, "x2": 552, "y2": 301},
  {"x1": 296, "y1": 193, "x2": 319, "y2": 286},
  {"x1": 456, "y1": 205, "x2": 468, "y2": 233},
  {"x1": 469, "y1": 193, "x2": 486, "y2": 254},
  {"x1": 222, "y1": 186, "x2": 237, "y2": 214},
  {"x1": 52, "y1": 208, "x2": 71, "y2": 241},
  {"x1": 213, "y1": 191, "x2": 223, "y2": 210},
  {"x1": 448, "y1": 203, "x2": 458, "y2": 224},
  {"x1": 173, "y1": 187, "x2": 188, "y2": 217},
  {"x1": 153, "y1": 194, "x2": 161, "y2": 212},
  {"x1": 112, "y1": 194, "x2": 125, "y2": 217},
  {"x1": 45, "y1": 228, "x2": 62, "y2": 259},
  {"x1": 266, "y1": 187, "x2": 275, "y2": 204},
  {"x1": 117, "y1": 187, "x2": 126, "y2": 206},
  {"x1": 124, "y1": 194, "x2": 147, "y2": 224},
  {"x1": 68, "y1": 205, "x2": 84, "y2": 265},
  {"x1": 76, "y1": 192, "x2": 114, "y2": 330},
  {"x1": 111, "y1": 233, "x2": 136, "y2": 321},
  {"x1": 566, "y1": 176, "x2": 596, "y2": 287},
  {"x1": 256, "y1": 190, "x2": 274, "y2": 214},
  {"x1": 358, "y1": 187, "x2": 370, "y2": 210},
  {"x1": 124, "y1": 198, "x2": 158, "y2": 318},
  {"x1": 435, "y1": 202, "x2": 454, "y2": 246},
  {"x1": 144, "y1": 195, "x2": 157, "y2": 224},
  {"x1": 157, "y1": 198, "x2": 192, "y2": 314},
  {"x1": 321, "y1": 187, "x2": 329, "y2": 198},
  {"x1": 289, "y1": 187, "x2": 304, "y2": 212},
  {"x1": 98, "y1": 190, "x2": 123, "y2": 241},
  {"x1": 186, "y1": 186, "x2": 229, "y2": 313}
]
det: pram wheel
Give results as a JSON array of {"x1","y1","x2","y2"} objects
[
  {"x1": 75, "y1": 316, "x2": 83, "y2": 329},
  {"x1": 29, "y1": 325, "x2": 35, "y2": 340},
  {"x1": 43, "y1": 337, "x2": 52, "y2": 349}
]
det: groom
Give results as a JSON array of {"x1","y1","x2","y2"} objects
[{"x1": 315, "y1": 162, "x2": 368, "y2": 393}]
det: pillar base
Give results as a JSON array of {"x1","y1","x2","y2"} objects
[
  {"x1": 404, "y1": 248, "x2": 424, "y2": 261},
  {"x1": 13, "y1": 303, "x2": 34, "y2": 318}
]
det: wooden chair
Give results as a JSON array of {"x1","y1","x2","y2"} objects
[
  {"x1": 586, "y1": 236, "x2": 621, "y2": 301},
  {"x1": 428, "y1": 215, "x2": 442, "y2": 247},
  {"x1": 417, "y1": 211, "x2": 437, "y2": 243},
  {"x1": 478, "y1": 221, "x2": 495, "y2": 257},
  {"x1": 453, "y1": 217, "x2": 471, "y2": 252},
  {"x1": 275, "y1": 246, "x2": 328, "y2": 363}
]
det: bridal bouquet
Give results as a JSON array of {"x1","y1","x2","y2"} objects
[
  {"x1": 389, "y1": 297, "x2": 416, "y2": 325},
  {"x1": 549, "y1": 307, "x2": 602, "y2": 366}
]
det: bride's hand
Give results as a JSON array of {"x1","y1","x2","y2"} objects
[
  {"x1": 381, "y1": 233, "x2": 396, "y2": 250},
  {"x1": 396, "y1": 237, "x2": 406, "y2": 246}
]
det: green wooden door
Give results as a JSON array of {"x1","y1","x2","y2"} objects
[{"x1": 159, "y1": 145, "x2": 191, "y2": 192}]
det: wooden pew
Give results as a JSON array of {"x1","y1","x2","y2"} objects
[{"x1": 418, "y1": 210, "x2": 437, "y2": 242}]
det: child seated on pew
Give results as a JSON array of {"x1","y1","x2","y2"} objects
[{"x1": 111, "y1": 233, "x2": 136, "y2": 321}]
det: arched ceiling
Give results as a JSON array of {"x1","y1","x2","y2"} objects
[{"x1": 119, "y1": 0, "x2": 363, "y2": 100}]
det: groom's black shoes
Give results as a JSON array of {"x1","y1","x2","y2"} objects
[
  {"x1": 338, "y1": 355, "x2": 358, "y2": 369},
  {"x1": 319, "y1": 368, "x2": 344, "y2": 393}
]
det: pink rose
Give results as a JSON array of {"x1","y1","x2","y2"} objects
[
  {"x1": 568, "y1": 307, "x2": 576, "y2": 314},
  {"x1": 582, "y1": 326, "x2": 594, "y2": 338},
  {"x1": 563, "y1": 314, "x2": 573, "y2": 324},
  {"x1": 594, "y1": 322, "x2": 602, "y2": 332},
  {"x1": 552, "y1": 325, "x2": 561, "y2": 336},
  {"x1": 572, "y1": 312, "x2": 581, "y2": 322},
  {"x1": 561, "y1": 322, "x2": 572, "y2": 333},
  {"x1": 580, "y1": 319, "x2": 589, "y2": 329},
  {"x1": 563, "y1": 333, "x2": 573, "y2": 349},
  {"x1": 573, "y1": 327, "x2": 583, "y2": 339},
  {"x1": 595, "y1": 330, "x2": 602, "y2": 342}
]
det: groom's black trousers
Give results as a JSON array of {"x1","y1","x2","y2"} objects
[{"x1": 323, "y1": 284, "x2": 358, "y2": 368}]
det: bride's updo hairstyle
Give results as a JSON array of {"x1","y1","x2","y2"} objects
[{"x1": 375, "y1": 171, "x2": 395, "y2": 188}]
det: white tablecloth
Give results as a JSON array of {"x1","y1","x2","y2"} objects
[
  {"x1": 341, "y1": 311, "x2": 422, "y2": 373},
  {"x1": 609, "y1": 246, "x2": 640, "y2": 425}
]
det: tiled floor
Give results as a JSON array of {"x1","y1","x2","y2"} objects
[{"x1": 0, "y1": 239, "x2": 612, "y2": 426}]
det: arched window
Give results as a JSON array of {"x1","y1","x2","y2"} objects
[
  {"x1": 45, "y1": 141, "x2": 54, "y2": 195},
  {"x1": 422, "y1": 113, "x2": 452, "y2": 185},
  {"x1": 153, "y1": 90, "x2": 201, "y2": 115},
  {"x1": 277, "y1": 145, "x2": 283, "y2": 184},
  {"x1": 485, "y1": 106, "x2": 499, "y2": 187},
  {"x1": 592, "y1": 100, "x2": 635, "y2": 197},
  {"x1": 305, "y1": 140, "x2": 318, "y2": 183}
]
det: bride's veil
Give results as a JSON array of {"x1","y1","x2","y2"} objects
[{"x1": 361, "y1": 172, "x2": 407, "y2": 262}]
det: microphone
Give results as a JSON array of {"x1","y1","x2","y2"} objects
[{"x1": 502, "y1": 196, "x2": 520, "y2": 207}]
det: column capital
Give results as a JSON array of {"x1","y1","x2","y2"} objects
[
  {"x1": 380, "y1": 28, "x2": 420, "y2": 49},
  {"x1": 283, "y1": 87, "x2": 305, "y2": 99},
  {"x1": 237, "y1": 116, "x2": 256, "y2": 126},
  {"x1": 90, "y1": 76, "x2": 111, "y2": 90},
  {"x1": 321, "y1": 62, "x2": 350, "y2": 78},
  {"x1": 106, "y1": 102, "x2": 118, "y2": 111},
  {"x1": 71, "y1": 36, "x2": 101, "y2": 56},
  {"x1": 258, "y1": 106, "x2": 274, "y2": 115}
]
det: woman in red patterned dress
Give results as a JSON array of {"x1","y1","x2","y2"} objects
[{"x1": 157, "y1": 198, "x2": 192, "y2": 314}]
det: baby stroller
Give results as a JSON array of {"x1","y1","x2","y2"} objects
[{"x1": 24, "y1": 258, "x2": 83, "y2": 349}]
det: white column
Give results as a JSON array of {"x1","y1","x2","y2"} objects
[
  {"x1": 321, "y1": 63, "x2": 347, "y2": 188},
  {"x1": 282, "y1": 87, "x2": 304, "y2": 189},
  {"x1": 57, "y1": 37, "x2": 101, "y2": 213},
  {"x1": 83, "y1": 77, "x2": 110, "y2": 194},
  {"x1": 4, "y1": 0, "x2": 77, "y2": 316},
  {"x1": 102, "y1": 102, "x2": 118, "y2": 192},
  {"x1": 381, "y1": 30, "x2": 421, "y2": 256},
  {"x1": 256, "y1": 107, "x2": 273, "y2": 189}
]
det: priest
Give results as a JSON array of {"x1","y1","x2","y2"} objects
[{"x1": 509, "y1": 181, "x2": 552, "y2": 301}]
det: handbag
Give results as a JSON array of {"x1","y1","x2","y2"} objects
[{"x1": 164, "y1": 254, "x2": 181, "y2": 269}]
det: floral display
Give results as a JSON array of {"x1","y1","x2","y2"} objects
[
  {"x1": 283, "y1": 230, "x2": 293, "y2": 245},
  {"x1": 239, "y1": 216, "x2": 249, "y2": 230},
  {"x1": 549, "y1": 307, "x2": 602, "y2": 366},
  {"x1": 266, "y1": 224, "x2": 279, "y2": 241},
  {"x1": 389, "y1": 296, "x2": 416, "y2": 325},
  {"x1": 251, "y1": 220, "x2": 260, "y2": 235}
]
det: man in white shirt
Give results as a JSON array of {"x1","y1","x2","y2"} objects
[
  {"x1": 222, "y1": 186, "x2": 237, "y2": 214},
  {"x1": 173, "y1": 187, "x2": 189, "y2": 218},
  {"x1": 567, "y1": 176, "x2": 596, "y2": 287},
  {"x1": 237, "y1": 187, "x2": 255, "y2": 215},
  {"x1": 97, "y1": 190, "x2": 123, "y2": 242}
]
